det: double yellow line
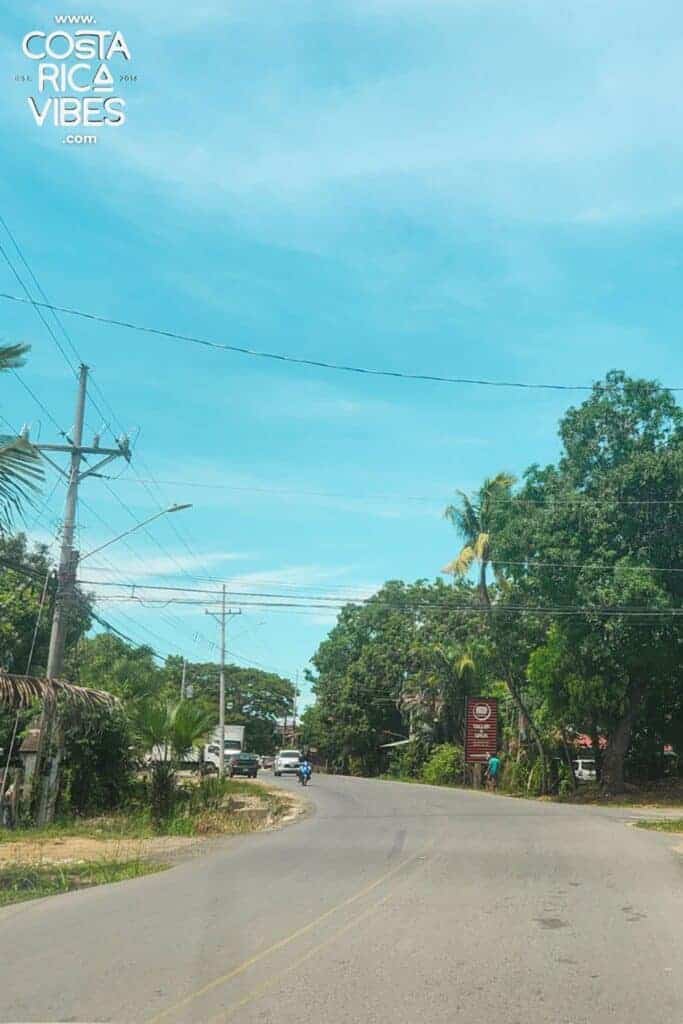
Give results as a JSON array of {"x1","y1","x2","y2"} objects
[{"x1": 147, "y1": 838, "x2": 434, "y2": 1023}]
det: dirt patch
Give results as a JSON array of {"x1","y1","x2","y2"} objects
[
  {"x1": 0, "y1": 834, "x2": 196, "y2": 867},
  {"x1": 0, "y1": 785, "x2": 307, "y2": 868}
]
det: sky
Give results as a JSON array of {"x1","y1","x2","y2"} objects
[{"x1": 1, "y1": 0, "x2": 683, "y2": 704}]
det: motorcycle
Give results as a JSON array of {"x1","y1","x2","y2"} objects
[{"x1": 297, "y1": 764, "x2": 312, "y2": 787}]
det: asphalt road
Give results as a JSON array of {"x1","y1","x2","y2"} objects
[{"x1": 1, "y1": 774, "x2": 682, "y2": 1023}]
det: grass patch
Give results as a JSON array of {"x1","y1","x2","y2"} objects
[
  {"x1": 0, "y1": 858, "x2": 165, "y2": 908},
  {"x1": 1, "y1": 779, "x2": 289, "y2": 845},
  {"x1": 634, "y1": 818, "x2": 683, "y2": 834}
]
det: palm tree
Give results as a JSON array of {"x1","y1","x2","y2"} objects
[
  {"x1": 442, "y1": 473, "x2": 515, "y2": 607},
  {"x1": 137, "y1": 700, "x2": 216, "y2": 821},
  {"x1": 0, "y1": 344, "x2": 43, "y2": 531}
]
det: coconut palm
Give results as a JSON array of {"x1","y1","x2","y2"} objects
[
  {"x1": 0, "y1": 343, "x2": 43, "y2": 531},
  {"x1": 442, "y1": 473, "x2": 515, "y2": 607}
]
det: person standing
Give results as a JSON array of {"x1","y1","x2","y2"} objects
[{"x1": 486, "y1": 751, "x2": 501, "y2": 791}]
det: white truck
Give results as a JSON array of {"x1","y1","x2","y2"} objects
[
  {"x1": 202, "y1": 725, "x2": 246, "y2": 772},
  {"x1": 146, "y1": 724, "x2": 245, "y2": 771}
]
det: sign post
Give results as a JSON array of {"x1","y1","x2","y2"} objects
[{"x1": 465, "y1": 697, "x2": 498, "y2": 786}]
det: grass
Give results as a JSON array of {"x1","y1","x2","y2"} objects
[
  {"x1": 0, "y1": 778, "x2": 287, "y2": 844},
  {"x1": 634, "y1": 818, "x2": 683, "y2": 834},
  {"x1": 0, "y1": 858, "x2": 165, "y2": 907}
]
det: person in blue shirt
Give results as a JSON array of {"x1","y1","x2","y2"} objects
[
  {"x1": 298, "y1": 756, "x2": 312, "y2": 785},
  {"x1": 487, "y1": 752, "x2": 501, "y2": 791}
]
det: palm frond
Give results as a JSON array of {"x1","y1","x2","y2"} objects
[
  {"x1": 473, "y1": 531, "x2": 490, "y2": 562},
  {"x1": 0, "y1": 343, "x2": 30, "y2": 373},
  {"x1": 454, "y1": 653, "x2": 475, "y2": 676},
  {"x1": 441, "y1": 544, "x2": 475, "y2": 576},
  {"x1": 0, "y1": 435, "x2": 44, "y2": 531},
  {"x1": 0, "y1": 671, "x2": 118, "y2": 710},
  {"x1": 444, "y1": 491, "x2": 480, "y2": 542}
]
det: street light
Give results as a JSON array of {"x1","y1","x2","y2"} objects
[{"x1": 78, "y1": 503, "x2": 193, "y2": 562}]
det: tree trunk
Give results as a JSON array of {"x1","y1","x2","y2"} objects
[
  {"x1": 503, "y1": 673, "x2": 548, "y2": 793},
  {"x1": 601, "y1": 684, "x2": 643, "y2": 795},
  {"x1": 560, "y1": 728, "x2": 577, "y2": 791}
]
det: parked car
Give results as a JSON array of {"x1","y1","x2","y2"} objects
[
  {"x1": 273, "y1": 749, "x2": 302, "y2": 776},
  {"x1": 572, "y1": 758, "x2": 597, "y2": 782},
  {"x1": 228, "y1": 753, "x2": 259, "y2": 778}
]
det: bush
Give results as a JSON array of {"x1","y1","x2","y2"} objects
[
  {"x1": 60, "y1": 707, "x2": 134, "y2": 816},
  {"x1": 421, "y1": 744, "x2": 464, "y2": 787},
  {"x1": 386, "y1": 741, "x2": 424, "y2": 780},
  {"x1": 502, "y1": 759, "x2": 529, "y2": 793},
  {"x1": 150, "y1": 761, "x2": 176, "y2": 822}
]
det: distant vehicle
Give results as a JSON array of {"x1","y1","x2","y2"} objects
[
  {"x1": 273, "y1": 749, "x2": 302, "y2": 776},
  {"x1": 572, "y1": 758, "x2": 597, "y2": 782},
  {"x1": 261, "y1": 755, "x2": 274, "y2": 769},
  {"x1": 228, "y1": 753, "x2": 259, "y2": 778},
  {"x1": 146, "y1": 724, "x2": 246, "y2": 773}
]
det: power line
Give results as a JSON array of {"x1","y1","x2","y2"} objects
[
  {"x1": 0, "y1": 216, "x2": 117, "y2": 437},
  {"x1": 3, "y1": 291, "x2": 678, "y2": 393}
]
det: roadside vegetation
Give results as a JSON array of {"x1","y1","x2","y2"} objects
[
  {"x1": 0, "y1": 858, "x2": 163, "y2": 908},
  {"x1": 302, "y1": 373, "x2": 682, "y2": 801},
  {"x1": 635, "y1": 818, "x2": 683, "y2": 834}
]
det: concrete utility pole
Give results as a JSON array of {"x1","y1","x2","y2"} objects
[
  {"x1": 39, "y1": 365, "x2": 131, "y2": 678},
  {"x1": 33, "y1": 364, "x2": 130, "y2": 823},
  {"x1": 205, "y1": 587, "x2": 241, "y2": 778},
  {"x1": 180, "y1": 658, "x2": 187, "y2": 700}
]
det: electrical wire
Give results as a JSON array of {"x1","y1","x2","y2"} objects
[
  {"x1": 3, "y1": 291, "x2": 680, "y2": 393},
  {"x1": 96, "y1": 475, "x2": 683, "y2": 508}
]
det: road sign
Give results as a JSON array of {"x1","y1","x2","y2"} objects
[{"x1": 465, "y1": 697, "x2": 498, "y2": 763}]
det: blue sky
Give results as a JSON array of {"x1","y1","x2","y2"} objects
[{"x1": 1, "y1": 1, "x2": 683, "y2": 703}]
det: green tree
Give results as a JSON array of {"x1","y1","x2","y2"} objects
[
  {"x1": 494, "y1": 371, "x2": 683, "y2": 792},
  {"x1": 166, "y1": 658, "x2": 295, "y2": 754}
]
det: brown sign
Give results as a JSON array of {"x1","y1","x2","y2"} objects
[{"x1": 465, "y1": 697, "x2": 498, "y2": 763}]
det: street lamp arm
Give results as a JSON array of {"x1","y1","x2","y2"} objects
[{"x1": 78, "y1": 503, "x2": 192, "y2": 563}]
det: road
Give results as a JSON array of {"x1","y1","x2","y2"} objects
[{"x1": 1, "y1": 774, "x2": 682, "y2": 1023}]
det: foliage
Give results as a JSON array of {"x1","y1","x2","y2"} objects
[
  {"x1": 0, "y1": 533, "x2": 92, "y2": 676},
  {"x1": 0, "y1": 858, "x2": 164, "y2": 908},
  {"x1": 59, "y1": 705, "x2": 133, "y2": 815},
  {"x1": 494, "y1": 371, "x2": 683, "y2": 792},
  {"x1": 0, "y1": 343, "x2": 43, "y2": 534},
  {"x1": 305, "y1": 579, "x2": 491, "y2": 775},
  {"x1": 163, "y1": 657, "x2": 295, "y2": 754},
  {"x1": 421, "y1": 744, "x2": 464, "y2": 786},
  {"x1": 385, "y1": 741, "x2": 424, "y2": 780}
]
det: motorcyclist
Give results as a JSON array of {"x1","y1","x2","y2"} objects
[{"x1": 297, "y1": 755, "x2": 312, "y2": 785}]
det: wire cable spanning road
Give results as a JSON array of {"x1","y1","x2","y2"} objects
[{"x1": 1, "y1": 775, "x2": 682, "y2": 1023}]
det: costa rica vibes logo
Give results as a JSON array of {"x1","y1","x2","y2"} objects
[{"x1": 20, "y1": 27, "x2": 132, "y2": 132}]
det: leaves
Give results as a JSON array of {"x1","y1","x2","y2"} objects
[{"x1": 0, "y1": 670, "x2": 118, "y2": 709}]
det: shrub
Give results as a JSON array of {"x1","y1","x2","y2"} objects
[
  {"x1": 421, "y1": 744, "x2": 464, "y2": 787},
  {"x1": 502, "y1": 759, "x2": 529, "y2": 793},
  {"x1": 387, "y1": 741, "x2": 424, "y2": 779}
]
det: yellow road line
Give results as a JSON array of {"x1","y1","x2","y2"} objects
[
  {"x1": 209, "y1": 891, "x2": 394, "y2": 1022},
  {"x1": 147, "y1": 839, "x2": 434, "y2": 1024}
]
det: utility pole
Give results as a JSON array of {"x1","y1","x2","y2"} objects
[
  {"x1": 180, "y1": 658, "x2": 187, "y2": 700},
  {"x1": 32, "y1": 364, "x2": 130, "y2": 823},
  {"x1": 205, "y1": 587, "x2": 241, "y2": 778},
  {"x1": 219, "y1": 586, "x2": 226, "y2": 779}
]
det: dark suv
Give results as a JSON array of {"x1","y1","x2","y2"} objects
[{"x1": 228, "y1": 753, "x2": 259, "y2": 778}]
